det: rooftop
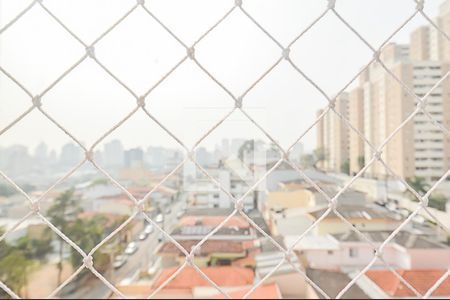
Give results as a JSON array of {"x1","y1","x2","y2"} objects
[
  {"x1": 332, "y1": 230, "x2": 448, "y2": 249},
  {"x1": 277, "y1": 169, "x2": 341, "y2": 185},
  {"x1": 309, "y1": 204, "x2": 400, "y2": 222},
  {"x1": 152, "y1": 267, "x2": 254, "y2": 289},
  {"x1": 246, "y1": 209, "x2": 270, "y2": 237},
  {"x1": 365, "y1": 269, "x2": 450, "y2": 297},
  {"x1": 308, "y1": 187, "x2": 367, "y2": 206},
  {"x1": 266, "y1": 190, "x2": 314, "y2": 211},
  {"x1": 213, "y1": 283, "x2": 281, "y2": 299},
  {"x1": 255, "y1": 251, "x2": 300, "y2": 277},
  {"x1": 285, "y1": 235, "x2": 340, "y2": 250},
  {"x1": 185, "y1": 208, "x2": 234, "y2": 217},
  {"x1": 170, "y1": 225, "x2": 253, "y2": 239},
  {"x1": 306, "y1": 269, "x2": 369, "y2": 299},
  {"x1": 260, "y1": 236, "x2": 286, "y2": 252},
  {"x1": 158, "y1": 240, "x2": 246, "y2": 256},
  {"x1": 179, "y1": 215, "x2": 250, "y2": 229}
]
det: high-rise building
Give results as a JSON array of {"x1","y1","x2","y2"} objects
[
  {"x1": 348, "y1": 87, "x2": 365, "y2": 175},
  {"x1": 195, "y1": 147, "x2": 212, "y2": 167},
  {"x1": 317, "y1": 0, "x2": 450, "y2": 182},
  {"x1": 289, "y1": 142, "x2": 304, "y2": 163},
  {"x1": 59, "y1": 143, "x2": 83, "y2": 167},
  {"x1": 433, "y1": 0, "x2": 450, "y2": 61},
  {"x1": 124, "y1": 147, "x2": 144, "y2": 168},
  {"x1": 316, "y1": 109, "x2": 325, "y2": 170},
  {"x1": 103, "y1": 140, "x2": 124, "y2": 168},
  {"x1": 348, "y1": 43, "x2": 449, "y2": 182},
  {"x1": 358, "y1": 43, "x2": 415, "y2": 180},
  {"x1": 321, "y1": 93, "x2": 350, "y2": 173},
  {"x1": 34, "y1": 142, "x2": 48, "y2": 162}
]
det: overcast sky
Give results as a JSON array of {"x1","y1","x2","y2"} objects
[{"x1": 0, "y1": 0, "x2": 445, "y2": 154}]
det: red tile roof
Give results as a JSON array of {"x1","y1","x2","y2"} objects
[
  {"x1": 366, "y1": 269, "x2": 450, "y2": 297},
  {"x1": 153, "y1": 267, "x2": 254, "y2": 289},
  {"x1": 214, "y1": 283, "x2": 281, "y2": 299},
  {"x1": 158, "y1": 240, "x2": 245, "y2": 256}
]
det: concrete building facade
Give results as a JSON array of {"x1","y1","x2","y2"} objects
[{"x1": 316, "y1": 1, "x2": 450, "y2": 182}]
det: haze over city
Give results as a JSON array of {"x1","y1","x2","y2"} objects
[
  {"x1": 0, "y1": 0, "x2": 445, "y2": 153},
  {"x1": 0, "y1": 0, "x2": 450, "y2": 299}
]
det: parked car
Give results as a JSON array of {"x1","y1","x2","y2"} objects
[
  {"x1": 113, "y1": 255, "x2": 127, "y2": 269},
  {"x1": 144, "y1": 224, "x2": 154, "y2": 234},
  {"x1": 147, "y1": 257, "x2": 162, "y2": 277},
  {"x1": 157, "y1": 233, "x2": 165, "y2": 243},
  {"x1": 138, "y1": 232, "x2": 148, "y2": 240},
  {"x1": 124, "y1": 242, "x2": 138, "y2": 255},
  {"x1": 165, "y1": 208, "x2": 172, "y2": 214},
  {"x1": 176, "y1": 211, "x2": 184, "y2": 219},
  {"x1": 155, "y1": 214, "x2": 164, "y2": 223}
]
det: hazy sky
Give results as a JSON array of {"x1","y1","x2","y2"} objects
[{"x1": 0, "y1": 0, "x2": 445, "y2": 154}]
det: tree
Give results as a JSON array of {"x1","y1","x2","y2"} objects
[
  {"x1": 341, "y1": 160, "x2": 350, "y2": 175},
  {"x1": 0, "y1": 251, "x2": 32, "y2": 297},
  {"x1": 357, "y1": 155, "x2": 365, "y2": 171},
  {"x1": 15, "y1": 234, "x2": 53, "y2": 261},
  {"x1": 0, "y1": 228, "x2": 36, "y2": 298},
  {"x1": 313, "y1": 148, "x2": 325, "y2": 169},
  {"x1": 405, "y1": 176, "x2": 429, "y2": 199},
  {"x1": 300, "y1": 154, "x2": 315, "y2": 169},
  {"x1": 67, "y1": 217, "x2": 105, "y2": 270},
  {"x1": 0, "y1": 183, "x2": 16, "y2": 197},
  {"x1": 47, "y1": 189, "x2": 81, "y2": 285},
  {"x1": 238, "y1": 140, "x2": 254, "y2": 162},
  {"x1": 428, "y1": 194, "x2": 448, "y2": 212}
]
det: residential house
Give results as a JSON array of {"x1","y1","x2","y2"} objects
[
  {"x1": 157, "y1": 240, "x2": 252, "y2": 267},
  {"x1": 354, "y1": 269, "x2": 450, "y2": 298},
  {"x1": 117, "y1": 266, "x2": 257, "y2": 298},
  {"x1": 287, "y1": 230, "x2": 450, "y2": 271}
]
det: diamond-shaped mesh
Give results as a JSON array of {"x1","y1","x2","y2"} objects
[{"x1": 0, "y1": 0, "x2": 449, "y2": 299}]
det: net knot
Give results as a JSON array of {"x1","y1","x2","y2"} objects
[
  {"x1": 416, "y1": 99, "x2": 427, "y2": 110},
  {"x1": 416, "y1": 0, "x2": 424, "y2": 11},
  {"x1": 32, "y1": 95, "x2": 42, "y2": 108},
  {"x1": 30, "y1": 201, "x2": 40, "y2": 214},
  {"x1": 329, "y1": 198, "x2": 338, "y2": 210},
  {"x1": 86, "y1": 46, "x2": 96, "y2": 59},
  {"x1": 373, "y1": 50, "x2": 381, "y2": 61},
  {"x1": 282, "y1": 48, "x2": 290, "y2": 60},
  {"x1": 85, "y1": 150, "x2": 94, "y2": 161},
  {"x1": 137, "y1": 96, "x2": 146, "y2": 108},
  {"x1": 186, "y1": 252, "x2": 195, "y2": 265},
  {"x1": 136, "y1": 201, "x2": 145, "y2": 213},
  {"x1": 373, "y1": 150, "x2": 382, "y2": 161},
  {"x1": 187, "y1": 47, "x2": 195, "y2": 60},
  {"x1": 83, "y1": 256, "x2": 94, "y2": 269},
  {"x1": 328, "y1": 98, "x2": 336, "y2": 109},
  {"x1": 235, "y1": 201, "x2": 244, "y2": 212},
  {"x1": 235, "y1": 97, "x2": 243, "y2": 109},
  {"x1": 328, "y1": 0, "x2": 336, "y2": 9}
]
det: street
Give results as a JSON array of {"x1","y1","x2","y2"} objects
[{"x1": 63, "y1": 200, "x2": 185, "y2": 299}]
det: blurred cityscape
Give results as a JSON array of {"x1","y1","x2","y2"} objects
[{"x1": 1, "y1": 0, "x2": 450, "y2": 299}]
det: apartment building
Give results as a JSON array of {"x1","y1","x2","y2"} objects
[
  {"x1": 320, "y1": 93, "x2": 350, "y2": 173},
  {"x1": 348, "y1": 87, "x2": 365, "y2": 175},
  {"x1": 317, "y1": 0, "x2": 450, "y2": 182}
]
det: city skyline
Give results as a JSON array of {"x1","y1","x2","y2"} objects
[
  {"x1": 0, "y1": 0, "x2": 446, "y2": 153},
  {"x1": 1, "y1": 1, "x2": 450, "y2": 299}
]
